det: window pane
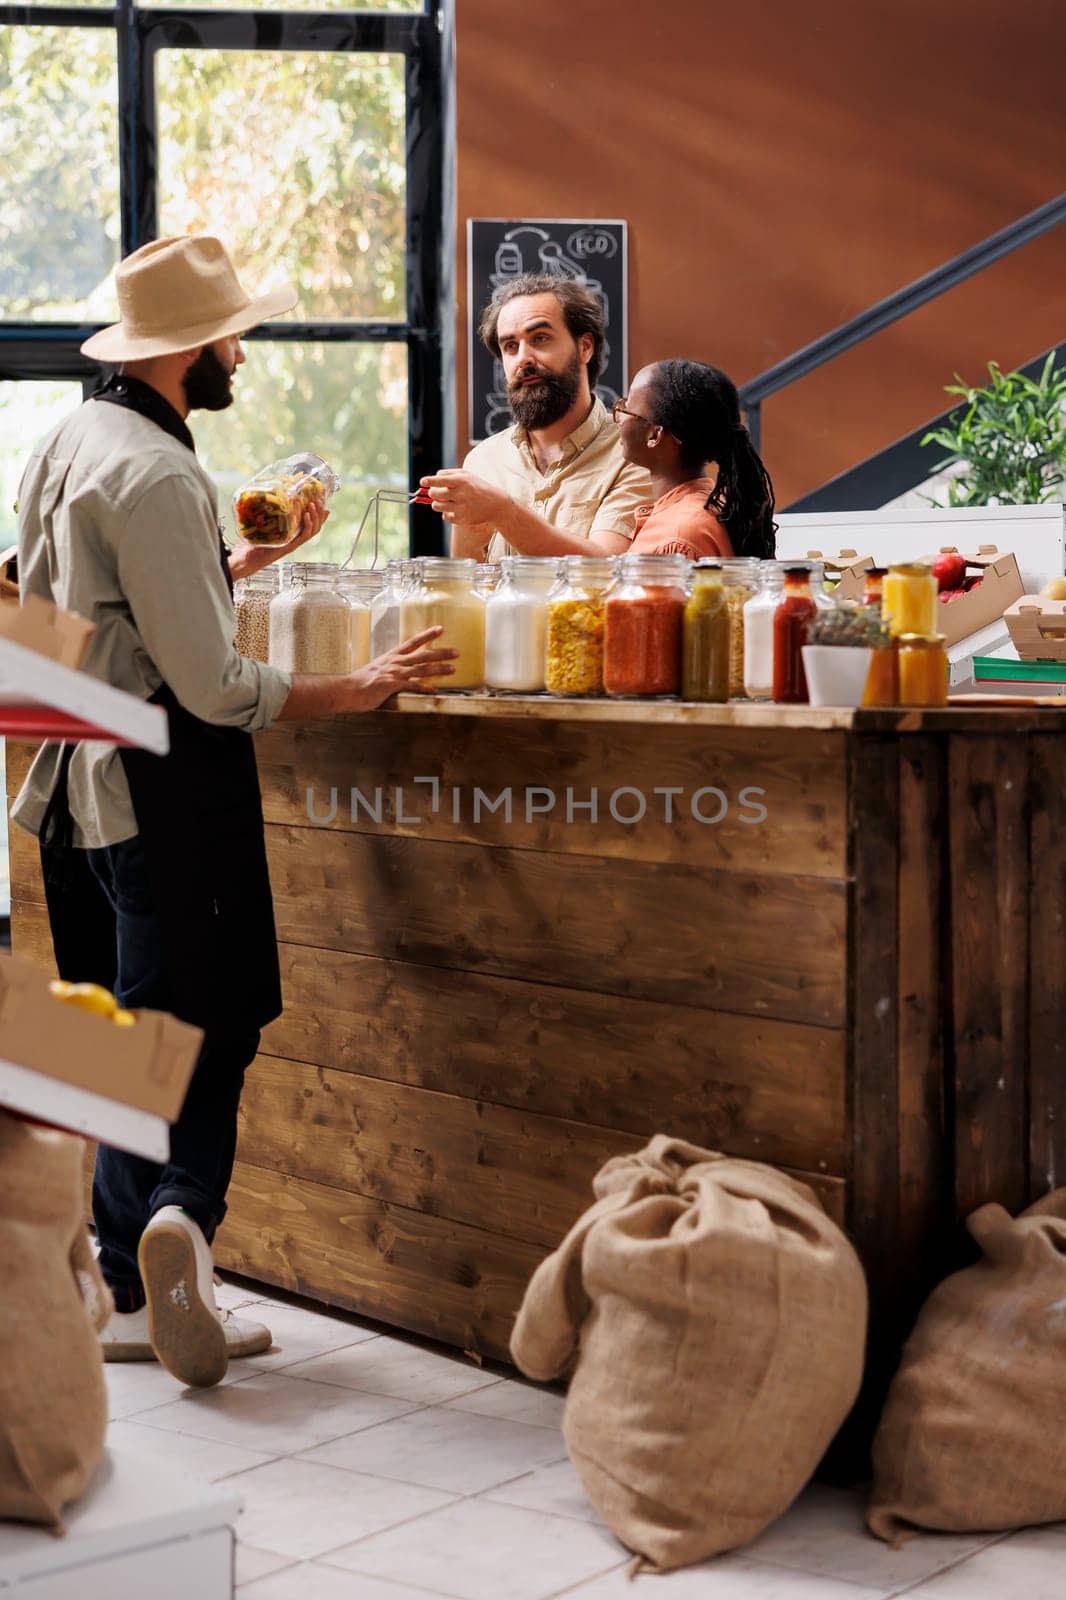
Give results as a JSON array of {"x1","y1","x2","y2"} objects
[
  {"x1": 197, "y1": 342, "x2": 410, "y2": 565},
  {"x1": 0, "y1": 380, "x2": 83, "y2": 547},
  {"x1": 0, "y1": 28, "x2": 120, "y2": 321},
  {"x1": 157, "y1": 50, "x2": 406, "y2": 323}
]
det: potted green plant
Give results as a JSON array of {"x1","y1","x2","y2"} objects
[
  {"x1": 802, "y1": 603, "x2": 891, "y2": 707},
  {"x1": 921, "y1": 352, "x2": 1066, "y2": 507}
]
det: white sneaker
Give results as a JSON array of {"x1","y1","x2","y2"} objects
[
  {"x1": 136, "y1": 1206, "x2": 271, "y2": 1387},
  {"x1": 99, "y1": 1301, "x2": 273, "y2": 1369}
]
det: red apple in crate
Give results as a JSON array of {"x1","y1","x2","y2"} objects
[{"x1": 933, "y1": 552, "x2": 967, "y2": 591}]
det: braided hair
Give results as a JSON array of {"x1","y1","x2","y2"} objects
[{"x1": 646, "y1": 359, "x2": 777, "y2": 558}]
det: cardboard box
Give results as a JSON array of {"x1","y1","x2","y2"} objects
[
  {"x1": 0, "y1": 952, "x2": 202, "y2": 1122},
  {"x1": 837, "y1": 545, "x2": 1024, "y2": 647},
  {"x1": 0, "y1": 592, "x2": 95, "y2": 669},
  {"x1": 805, "y1": 548, "x2": 875, "y2": 579},
  {"x1": 1003, "y1": 596, "x2": 1066, "y2": 662}
]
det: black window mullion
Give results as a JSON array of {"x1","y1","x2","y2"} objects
[{"x1": 406, "y1": 0, "x2": 445, "y2": 553}]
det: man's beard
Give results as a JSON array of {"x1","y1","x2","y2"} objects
[
  {"x1": 508, "y1": 349, "x2": 584, "y2": 430},
  {"x1": 183, "y1": 344, "x2": 235, "y2": 412}
]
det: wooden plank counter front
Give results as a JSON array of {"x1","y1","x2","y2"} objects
[{"x1": 8, "y1": 697, "x2": 1066, "y2": 1437}]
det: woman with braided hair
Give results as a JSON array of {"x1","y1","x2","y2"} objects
[{"x1": 614, "y1": 359, "x2": 777, "y2": 560}]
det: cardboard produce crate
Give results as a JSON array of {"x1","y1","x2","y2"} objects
[
  {"x1": 0, "y1": 592, "x2": 94, "y2": 668},
  {"x1": 0, "y1": 953, "x2": 202, "y2": 1122},
  {"x1": 1003, "y1": 596, "x2": 1066, "y2": 662},
  {"x1": 838, "y1": 545, "x2": 1024, "y2": 647}
]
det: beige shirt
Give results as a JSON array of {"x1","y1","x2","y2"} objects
[
  {"x1": 465, "y1": 397, "x2": 652, "y2": 561},
  {"x1": 12, "y1": 398, "x2": 292, "y2": 849}
]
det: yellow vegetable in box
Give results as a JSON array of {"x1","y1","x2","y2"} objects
[
  {"x1": 112, "y1": 1010, "x2": 137, "y2": 1027},
  {"x1": 50, "y1": 982, "x2": 117, "y2": 1018}
]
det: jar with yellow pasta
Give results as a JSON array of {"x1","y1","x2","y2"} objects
[
  {"x1": 545, "y1": 556, "x2": 617, "y2": 696},
  {"x1": 720, "y1": 558, "x2": 760, "y2": 699},
  {"x1": 399, "y1": 556, "x2": 485, "y2": 690}
]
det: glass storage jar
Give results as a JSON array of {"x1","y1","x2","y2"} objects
[
  {"x1": 233, "y1": 452, "x2": 341, "y2": 546},
  {"x1": 773, "y1": 564, "x2": 817, "y2": 703},
  {"x1": 742, "y1": 562, "x2": 784, "y2": 700},
  {"x1": 682, "y1": 561, "x2": 730, "y2": 702},
  {"x1": 369, "y1": 559, "x2": 404, "y2": 657},
  {"x1": 484, "y1": 557, "x2": 560, "y2": 692},
  {"x1": 604, "y1": 554, "x2": 688, "y2": 697},
  {"x1": 545, "y1": 556, "x2": 616, "y2": 696},
  {"x1": 234, "y1": 567, "x2": 277, "y2": 664},
  {"x1": 475, "y1": 562, "x2": 501, "y2": 597},
  {"x1": 721, "y1": 558, "x2": 761, "y2": 698},
  {"x1": 268, "y1": 563, "x2": 352, "y2": 674},
  {"x1": 338, "y1": 570, "x2": 381, "y2": 669},
  {"x1": 400, "y1": 556, "x2": 485, "y2": 690},
  {"x1": 883, "y1": 561, "x2": 938, "y2": 638},
  {"x1": 898, "y1": 632, "x2": 948, "y2": 707}
]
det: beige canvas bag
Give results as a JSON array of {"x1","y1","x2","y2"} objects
[
  {"x1": 0, "y1": 1113, "x2": 111, "y2": 1531},
  {"x1": 869, "y1": 1190, "x2": 1066, "y2": 1543},
  {"x1": 512, "y1": 1136, "x2": 868, "y2": 1572}
]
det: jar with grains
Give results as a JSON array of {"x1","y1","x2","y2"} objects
[
  {"x1": 721, "y1": 558, "x2": 760, "y2": 698},
  {"x1": 400, "y1": 556, "x2": 485, "y2": 690},
  {"x1": 369, "y1": 559, "x2": 404, "y2": 657},
  {"x1": 742, "y1": 562, "x2": 784, "y2": 700},
  {"x1": 683, "y1": 562, "x2": 730, "y2": 702},
  {"x1": 604, "y1": 554, "x2": 688, "y2": 698},
  {"x1": 338, "y1": 570, "x2": 380, "y2": 669},
  {"x1": 234, "y1": 568, "x2": 277, "y2": 664},
  {"x1": 268, "y1": 563, "x2": 351, "y2": 675},
  {"x1": 485, "y1": 556, "x2": 560, "y2": 692},
  {"x1": 545, "y1": 556, "x2": 617, "y2": 697}
]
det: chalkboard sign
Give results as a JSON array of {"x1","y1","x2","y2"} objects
[{"x1": 467, "y1": 218, "x2": 628, "y2": 443}]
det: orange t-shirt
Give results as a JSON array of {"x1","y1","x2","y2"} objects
[{"x1": 628, "y1": 477, "x2": 734, "y2": 560}]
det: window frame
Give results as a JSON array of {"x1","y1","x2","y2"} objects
[{"x1": 0, "y1": 0, "x2": 450, "y2": 553}]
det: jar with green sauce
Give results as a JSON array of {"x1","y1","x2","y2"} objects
[{"x1": 683, "y1": 561, "x2": 730, "y2": 701}]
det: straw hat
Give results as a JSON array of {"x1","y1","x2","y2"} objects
[{"x1": 81, "y1": 235, "x2": 297, "y2": 362}]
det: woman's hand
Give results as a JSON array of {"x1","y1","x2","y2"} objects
[
  {"x1": 229, "y1": 502, "x2": 331, "y2": 580},
  {"x1": 344, "y1": 626, "x2": 459, "y2": 710}
]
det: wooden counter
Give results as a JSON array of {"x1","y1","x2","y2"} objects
[{"x1": 8, "y1": 697, "x2": 1066, "y2": 1438}]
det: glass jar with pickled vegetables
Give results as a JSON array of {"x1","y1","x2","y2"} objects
[
  {"x1": 545, "y1": 556, "x2": 616, "y2": 697},
  {"x1": 683, "y1": 561, "x2": 730, "y2": 702},
  {"x1": 233, "y1": 453, "x2": 340, "y2": 546},
  {"x1": 400, "y1": 556, "x2": 485, "y2": 691},
  {"x1": 772, "y1": 564, "x2": 817, "y2": 703},
  {"x1": 883, "y1": 562, "x2": 937, "y2": 638},
  {"x1": 604, "y1": 554, "x2": 688, "y2": 698},
  {"x1": 338, "y1": 570, "x2": 381, "y2": 669},
  {"x1": 234, "y1": 568, "x2": 277, "y2": 664},
  {"x1": 742, "y1": 562, "x2": 784, "y2": 701},
  {"x1": 485, "y1": 557, "x2": 560, "y2": 693},
  {"x1": 369, "y1": 559, "x2": 404, "y2": 657},
  {"x1": 268, "y1": 563, "x2": 352, "y2": 674},
  {"x1": 898, "y1": 633, "x2": 948, "y2": 707},
  {"x1": 721, "y1": 558, "x2": 760, "y2": 698}
]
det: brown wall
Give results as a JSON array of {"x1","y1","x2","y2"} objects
[{"x1": 454, "y1": 0, "x2": 1066, "y2": 505}]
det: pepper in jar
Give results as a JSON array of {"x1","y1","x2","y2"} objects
[{"x1": 603, "y1": 554, "x2": 687, "y2": 697}]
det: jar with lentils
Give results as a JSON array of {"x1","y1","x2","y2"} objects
[{"x1": 234, "y1": 568, "x2": 277, "y2": 663}]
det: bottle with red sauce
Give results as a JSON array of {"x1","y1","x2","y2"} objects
[{"x1": 773, "y1": 565, "x2": 817, "y2": 703}]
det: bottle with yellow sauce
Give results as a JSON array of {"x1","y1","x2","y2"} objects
[
  {"x1": 883, "y1": 562, "x2": 937, "y2": 638},
  {"x1": 400, "y1": 556, "x2": 485, "y2": 690}
]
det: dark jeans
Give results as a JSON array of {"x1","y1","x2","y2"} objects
[{"x1": 86, "y1": 835, "x2": 259, "y2": 1312}]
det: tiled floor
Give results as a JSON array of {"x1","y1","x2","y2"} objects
[{"x1": 99, "y1": 1273, "x2": 1066, "y2": 1599}]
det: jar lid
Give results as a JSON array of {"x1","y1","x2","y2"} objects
[
  {"x1": 888, "y1": 561, "x2": 933, "y2": 575},
  {"x1": 421, "y1": 556, "x2": 477, "y2": 577},
  {"x1": 897, "y1": 632, "x2": 946, "y2": 647}
]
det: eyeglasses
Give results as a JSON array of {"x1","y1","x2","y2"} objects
[{"x1": 612, "y1": 397, "x2": 652, "y2": 425}]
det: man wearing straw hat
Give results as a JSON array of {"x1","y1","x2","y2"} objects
[{"x1": 12, "y1": 236, "x2": 455, "y2": 1388}]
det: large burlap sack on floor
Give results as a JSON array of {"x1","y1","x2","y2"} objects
[
  {"x1": 511, "y1": 1135, "x2": 868, "y2": 1572},
  {"x1": 868, "y1": 1190, "x2": 1066, "y2": 1544},
  {"x1": 0, "y1": 1112, "x2": 111, "y2": 1532}
]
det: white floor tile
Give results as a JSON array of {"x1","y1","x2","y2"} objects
[
  {"x1": 482, "y1": 1457, "x2": 599, "y2": 1524},
  {"x1": 446, "y1": 1377, "x2": 566, "y2": 1430},
  {"x1": 242, "y1": 1564, "x2": 446, "y2": 1600},
  {"x1": 899, "y1": 1525, "x2": 1066, "y2": 1599},
  {"x1": 321, "y1": 1497, "x2": 626, "y2": 1600},
  {"x1": 235, "y1": 1544, "x2": 296, "y2": 1588},
  {"x1": 742, "y1": 1484, "x2": 1002, "y2": 1590},
  {"x1": 106, "y1": 1417, "x2": 276, "y2": 1481},
  {"x1": 103, "y1": 1357, "x2": 253, "y2": 1419},
  {"x1": 236, "y1": 1300, "x2": 381, "y2": 1369},
  {"x1": 228, "y1": 1456, "x2": 455, "y2": 1560},
  {"x1": 562, "y1": 1555, "x2": 889, "y2": 1598},
  {"x1": 300, "y1": 1404, "x2": 568, "y2": 1495},
  {"x1": 275, "y1": 1336, "x2": 500, "y2": 1404},
  {"x1": 133, "y1": 1370, "x2": 420, "y2": 1456}
]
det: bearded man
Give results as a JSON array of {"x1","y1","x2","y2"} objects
[{"x1": 421, "y1": 273, "x2": 651, "y2": 559}]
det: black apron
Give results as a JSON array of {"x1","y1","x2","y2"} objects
[{"x1": 38, "y1": 377, "x2": 282, "y2": 1034}]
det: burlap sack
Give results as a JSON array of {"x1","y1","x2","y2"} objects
[
  {"x1": 0, "y1": 1113, "x2": 111, "y2": 1532},
  {"x1": 868, "y1": 1190, "x2": 1066, "y2": 1543},
  {"x1": 511, "y1": 1135, "x2": 868, "y2": 1571}
]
